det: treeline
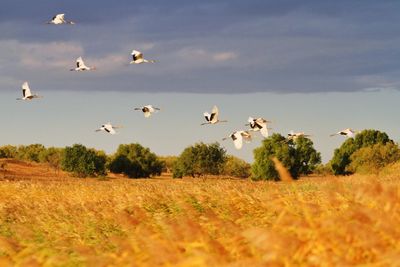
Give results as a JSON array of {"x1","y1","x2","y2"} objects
[{"x1": 1, "y1": 129, "x2": 399, "y2": 180}]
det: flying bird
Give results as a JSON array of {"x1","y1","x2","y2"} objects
[
  {"x1": 330, "y1": 128, "x2": 357, "y2": 138},
  {"x1": 223, "y1": 130, "x2": 252, "y2": 150},
  {"x1": 201, "y1": 105, "x2": 227, "y2": 125},
  {"x1": 70, "y1": 57, "x2": 96, "y2": 71},
  {"x1": 130, "y1": 50, "x2": 155, "y2": 64},
  {"x1": 134, "y1": 105, "x2": 160, "y2": 118},
  {"x1": 95, "y1": 123, "x2": 122, "y2": 135},
  {"x1": 247, "y1": 117, "x2": 271, "y2": 138},
  {"x1": 16, "y1": 82, "x2": 42, "y2": 100},
  {"x1": 287, "y1": 131, "x2": 311, "y2": 141},
  {"x1": 47, "y1": 14, "x2": 75, "y2": 25}
]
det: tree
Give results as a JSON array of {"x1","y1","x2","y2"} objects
[
  {"x1": 0, "y1": 145, "x2": 17, "y2": 159},
  {"x1": 223, "y1": 156, "x2": 251, "y2": 178},
  {"x1": 158, "y1": 156, "x2": 178, "y2": 173},
  {"x1": 16, "y1": 144, "x2": 46, "y2": 162},
  {"x1": 347, "y1": 142, "x2": 400, "y2": 174},
  {"x1": 108, "y1": 143, "x2": 163, "y2": 178},
  {"x1": 330, "y1": 129, "x2": 392, "y2": 175},
  {"x1": 39, "y1": 147, "x2": 64, "y2": 175},
  {"x1": 61, "y1": 144, "x2": 106, "y2": 177},
  {"x1": 251, "y1": 134, "x2": 321, "y2": 181},
  {"x1": 173, "y1": 142, "x2": 227, "y2": 178}
]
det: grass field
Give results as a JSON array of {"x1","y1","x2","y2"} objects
[{"x1": 0, "y1": 159, "x2": 399, "y2": 266}]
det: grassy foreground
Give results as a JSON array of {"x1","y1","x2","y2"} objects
[{"x1": 0, "y1": 169, "x2": 400, "y2": 266}]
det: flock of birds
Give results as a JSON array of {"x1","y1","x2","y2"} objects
[{"x1": 16, "y1": 13, "x2": 359, "y2": 150}]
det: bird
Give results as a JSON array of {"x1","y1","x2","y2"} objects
[
  {"x1": 46, "y1": 14, "x2": 75, "y2": 25},
  {"x1": 223, "y1": 130, "x2": 252, "y2": 150},
  {"x1": 287, "y1": 131, "x2": 311, "y2": 140},
  {"x1": 247, "y1": 117, "x2": 271, "y2": 138},
  {"x1": 16, "y1": 82, "x2": 42, "y2": 100},
  {"x1": 70, "y1": 57, "x2": 96, "y2": 71},
  {"x1": 330, "y1": 128, "x2": 357, "y2": 138},
  {"x1": 134, "y1": 105, "x2": 160, "y2": 118},
  {"x1": 130, "y1": 50, "x2": 155, "y2": 64},
  {"x1": 95, "y1": 123, "x2": 122, "y2": 135},
  {"x1": 201, "y1": 105, "x2": 227, "y2": 125}
]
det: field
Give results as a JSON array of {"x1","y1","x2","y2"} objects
[{"x1": 0, "y1": 159, "x2": 400, "y2": 266}]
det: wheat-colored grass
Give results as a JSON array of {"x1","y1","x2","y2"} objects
[{"x1": 0, "y1": 160, "x2": 400, "y2": 266}]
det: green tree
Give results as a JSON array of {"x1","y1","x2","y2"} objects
[
  {"x1": 39, "y1": 147, "x2": 64, "y2": 175},
  {"x1": 223, "y1": 156, "x2": 251, "y2": 178},
  {"x1": 61, "y1": 144, "x2": 106, "y2": 177},
  {"x1": 173, "y1": 142, "x2": 227, "y2": 178},
  {"x1": 251, "y1": 134, "x2": 321, "y2": 181},
  {"x1": 347, "y1": 142, "x2": 400, "y2": 174},
  {"x1": 158, "y1": 156, "x2": 178, "y2": 173},
  {"x1": 330, "y1": 129, "x2": 392, "y2": 175},
  {"x1": 0, "y1": 145, "x2": 17, "y2": 159},
  {"x1": 17, "y1": 144, "x2": 46, "y2": 162},
  {"x1": 108, "y1": 143, "x2": 163, "y2": 178}
]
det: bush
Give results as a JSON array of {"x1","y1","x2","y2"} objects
[
  {"x1": 330, "y1": 129, "x2": 392, "y2": 175},
  {"x1": 347, "y1": 143, "x2": 400, "y2": 174},
  {"x1": 223, "y1": 156, "x2": 251, "y2": 178},
  {"x1": 159, "y1": 156, "x2": 178, "y2": 173},
  {"x1": 173, "y1": 142, "x2": 227, "y2": 178},
  {"x1": 108, "y1": 143, "x2": 163, "y2": 178},
  {"x1": 0, "y1": 145, "x2": 17, "y2": 158},
  {"x1": 61, "y1": 144, "x2": 107, "y2": 177},
  {"x1": 251, "y1": 133, "x2": 321, "y2": 181},
  {"x1": 39, "y1": 147, "x2": 64, "y2": 174},
  {"x1": 16, "y1": 144, "x2": 46, "y2": 162}
]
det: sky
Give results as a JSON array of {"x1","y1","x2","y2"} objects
[{"x1": 1, "y1": 1, "x2": 400, "y2": 163}]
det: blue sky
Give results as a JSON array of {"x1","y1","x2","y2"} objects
[{"x1": 1, "y1": 1, "x2": 399, "y2": 162}]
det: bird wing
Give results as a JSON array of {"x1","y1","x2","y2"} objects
[
  {"x1": 131, "y1": 50, "x2": 143, "y2": 60},
  {"x1": 241, "y1": 131, "x2": 252, "y2": 142},
  {"x1": 56, "y1": 14, "x2": 65, "y2": 20},
  {"x1": 203, "y1": 112, "x2": 210, "y2": 122},
  {"x1": 260, "y1": 127, "x2": 269, "y2": 138},
  {"x1": 233, "y1": 132, "x2": 243, "y2": 149},
  {"x1": 210, "y1": 106, "x2": 219, "y2": 123},
  {"x1": 22, "y1": 82, "x2": 31, "y2": 97},
  {"x1": 145, "y1": 105, "x2": 155, "y2": 113},
  {"x1": 76, "y1": 57, "x2": 86, "y2": 68}
]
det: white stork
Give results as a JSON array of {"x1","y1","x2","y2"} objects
[
  {"x1": 330, "y1": 128, "x2": 357, "y2": 138},
  {"x1": 16, "y1": 82, "x2": 42, "y2": 100},
  {"x1": 223, "y1": 130, "x2": 252, "y2": 150},
  {"x1": 95, "y1": 123, "x2": 122, "y2": 135},
  {"x1": 247, "y1": 117, "x2": 271, "y2": 138},
  {"x1": 201, "y1": 105, "x2": 227, "y2": 125},
  {"x1": 130, "y1": 50, "x2": 155, "y2": 64},
  {"x1": 70, "y1": 57, "x2": 96, "y2": 71},
  {"x1": 134, "y1": 105, "x2": 160, "y2": 118},
  {"x1": 287, "y1": 130, "x2": 311, "y2": 141},
  {"x1": 47, "y1": 14, "x2": 75, "y2": 25}
]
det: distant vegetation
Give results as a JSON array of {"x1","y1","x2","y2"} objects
[
  {"x1": 1, "y1": 128, "x2": 399, "y2": 180},
  {"x1": 108, "y1": 143, "x2": 163, "y2": 178},
  {"x1": 173, "y1": 142, "x2": 227, "y2": 178},
  {"x1": 330, "y1": 129, "x2": 396, "y2": 175},
  {"x1": 251, "y1": 133, "x2": 321, "y2": 181}
]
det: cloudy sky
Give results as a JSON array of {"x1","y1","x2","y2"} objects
[{"x1": 1, "y1": 1, "x2": 399, "y2": 162}]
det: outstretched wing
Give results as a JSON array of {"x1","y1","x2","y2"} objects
[
  {"x1": 203, "y1": 112, "x2": 210, "y2": 122},
  {"x1": 22, "y1": 82, "x2": 31, "y2": 97},
  {"x1": 233, "y1": 132, "x2": 243, "y2": 149},
  {"x1": 131, "y1": 50, "x2": 143, "y2": 61},
  {"x1": 210, "y1": 106, "x2": 219, "y2": 123}
]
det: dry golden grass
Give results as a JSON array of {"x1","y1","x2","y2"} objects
[{"x1": 0, "y1": 160, "x2": 400, "y2": 266}]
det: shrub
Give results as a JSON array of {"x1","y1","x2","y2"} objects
[
  {"x1": 159, "y1": 156, "x2": 178, "y2": 173},
  {"x1": 330, "y1": 129, "x2": 392, "y2": 175},
  {"x1": 173, "y1": 142, "x2": 227, "y2": 178},
  {"x1": 61, "y1": 144, "x2": 106, "y2": 177},
  {"x1": 223, "y1": 156, "x2": 251, "y2": 178},
  {"x1": 0, "y1": 145, "x2": 17, "y2": 158},
  {"x1": 251, "y1": 133, "x2": 321, "y2": 181},
  {"x1": 16, "y1": 144, "x2": 46, "y2": 162},
  {"x1": 348, "y1": 143, "x2": 400, "y2": 174},
  {"x1": 108, "y1": 143, "x2": 163, "y2": 178}
]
